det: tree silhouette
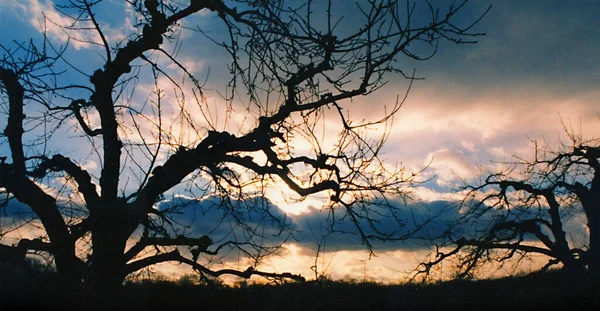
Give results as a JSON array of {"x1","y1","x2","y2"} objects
[
  {"x1": 0, "y1": 0, "x2": 486, "y2": 295},
  {"x1": 418, "y1": 129, "x2": 600, "y2": 279}
]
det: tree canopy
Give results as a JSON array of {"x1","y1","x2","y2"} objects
[
  {"x1": 0, "y1": 0, "x2": 487, "y2": 293},
  {"x1": 418, "y1": 130, "x2": 600, "y2": 279}
]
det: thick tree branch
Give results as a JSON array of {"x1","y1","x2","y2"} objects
[
  {"x1": 0, "y1": 66, "x2": 26, "y2": 173},
  {"x1": 0, "y1": 0, "x2": 490, "y2": 286},
  {"x1": 69, "y1": 217, "x2": 92, "y2": 242},
  {"x1": 221, "y1": 154, "x2": 341, "y2": 197},
  {"x1": 499, "y1": 180, "x2": 572, "y2": 262},
  {"x1": 124, "y1": 235, "x2": 212, "y2": 262},
  {"x1": 69, "y1": 99, "x2": 103, "y2": 136},
  {"x1": 90, "y1": 0, "x2": 210, "y2": 202},
  {"x1": 458, "y1": 238, "x2": 555, "y2": 257},
  {"x1": 0, "y1": 164, "x2": 69, "y2": 241},
  {"x1": 17, "y1": 238, "x2": 53, "y2": 253},
  {"x1": 124, "y1": 250, "x2": 305, "y2": 282},
  {"x1": 29, "y1": 154, "x2": 100, "y2": 209},
  {"x1": 0, "y1": 163, "x2": 79, "y2": 270}
]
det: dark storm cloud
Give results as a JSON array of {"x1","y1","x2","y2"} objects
[
  {"x1": 286, "y1": 199, "x2": 460, "y2": 252},
  {"x1": 0, "y1": 193, "x2": 589, "y2": 259},
  {"x1": 156, "y1": 193, "x2": 591, "y2": 257},
  {"x1": 0, "y1": 195, "x2": 87, "y2": 221},
  {"x1": 155, "y1": 196, "x2": 292, "y2": 246},
  {"x1": 157, "y1": 195, "x2": 461, "y2": 254},
  {"x1": 411, "y1": 0, "x2": 600, "y2": 94}
]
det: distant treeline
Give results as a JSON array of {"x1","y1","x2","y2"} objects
[{"x1": 1, "y1": 259, "x2": 597, "y2": 308}]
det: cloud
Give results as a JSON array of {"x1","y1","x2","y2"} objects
[
  {"x1": 411, "y1": 186, "x2": 468, "y2": 203},
  {"x1": 487, "y1": 146, "x2": 509, "y2": 160},
  {"x1": 3, "y1": 187, "x2": 575, "y2": 261},
  {"x1": 4, "y1": 0, "x2": 133, "y2": 50},
  {"x1": 16, "y1": 0, "x2": 97, "y2": 50},
  {"x1": 1, "y1": 0, "x2": 599, "y2": 283},
  {"x1": 154, "y1": 195, "x2": 292, "y2": 252},
  {"x1": 361, "y1": 1, "x2": 600, "y2": 183},
  {"x1": 264, "y1": 246, "x2": 426, "y2": 283},
  {"x1": 294, "y1": 199, "x2": 463, "y2": 253},
  {"x1": 3, "y1": 188, "x2": 590, "y2": 282},
  {"x1": 426, "y1": 149, "x2": 477, "y2": 188},
  {"x1": 376, "y1": 82, "x2": 600, "y2": 195},
  {"x1": 154, "y1": 194, "x2": 450, "y2": 255},
  {"x1": 417, "y1": 1, "x2": 600, "y2": 90},
  {"x1": 154, "y1": 191, "x2": 593, "y2": 265}
]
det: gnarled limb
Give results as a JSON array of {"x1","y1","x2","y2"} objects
[
  {"x1": 28, "y1": 154, "x2": 100, "y2": 210},
  {"x1": 124, "y1": 235, "x2": 212, "y2": 263},
  {"x1": 124, "y1": 249, "x2": 305, "y2": 282},
  {"x1": 2, "y1": 0, "x2": 488, "y2": 289},
  {"x1": 421, "y1": 133, "x2": 600, "y2": 280},
  {"x1": 69, "y1": 100, "x2": 103, "y2": 137}
]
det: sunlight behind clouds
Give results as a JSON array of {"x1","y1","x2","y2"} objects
[
  {"x1": 2, "y1": 0, "x2": 600, "y2": 285},
  {"x1": 147, "y1": 242, "x2": 428, "y2": 285}
]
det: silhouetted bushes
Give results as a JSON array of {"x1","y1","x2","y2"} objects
[{"x1": 1, "y1": 265, "x2": 598, "y2": 308}]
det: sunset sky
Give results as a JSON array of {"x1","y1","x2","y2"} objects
[{"x1": 1, "y1": 0, "x2": 599, "y2": 283}]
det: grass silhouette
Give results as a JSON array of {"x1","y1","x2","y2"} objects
[{"x1": 1, "y1": 260, "x2": 598, "y2": 308}]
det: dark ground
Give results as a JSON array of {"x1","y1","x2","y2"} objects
[{"x1": 1, "y1": 265, "x2": 599, "y2": 309}]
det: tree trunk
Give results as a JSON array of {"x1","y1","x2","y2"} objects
[
  {"x1": 587, "y1": 211, "x2": 600, "y2": 276},
  {"x1": 88, "y1": 232, "x2": 128, "y2": 308},
  {"x1": 577, "y1": 194, "x2": 600, "y2": 278},
  {"x1": 53, "y1": 249, "x2": 84, "y2": 283},
  {"x1": 88, "y1": 208, "x2": 139, "y2": 306}
]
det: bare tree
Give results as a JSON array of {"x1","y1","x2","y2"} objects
[
  {"x1": 417, "y1": 129, "x2": 600, "y2": 279},
  {"x1": 0, "y1": 0, "x2": 486, "y2": 295}
]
